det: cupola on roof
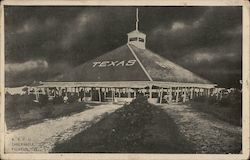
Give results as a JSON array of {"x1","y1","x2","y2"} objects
[{"x1": 127, "y1": 8, "x2": 146, "y2": 49}]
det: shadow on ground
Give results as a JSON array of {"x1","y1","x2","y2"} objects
[{"x1": 52, "y1": 96, "x2": 195, "y2": 153}]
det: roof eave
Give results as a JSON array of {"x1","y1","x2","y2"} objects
[{"x1": 38, "y1": 81, "x2": 217, "y2": 89}]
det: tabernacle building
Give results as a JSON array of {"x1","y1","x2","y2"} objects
[{"x1": 32, "y1": 9, "x2": 217, "y2": 103}]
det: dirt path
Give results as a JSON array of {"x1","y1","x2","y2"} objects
[
  {"x1": 159, "y1": 104, "x2": 242, "y2": 153},
  {"x1": 5, "y1": 103, "x2": 122, "y2": 153}
]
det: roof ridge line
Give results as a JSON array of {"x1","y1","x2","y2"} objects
[{"x1": 127, "y1": 44, "x2": 153, "y2": 81}]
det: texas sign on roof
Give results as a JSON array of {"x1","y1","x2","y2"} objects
[{"x1": 51, "y1": 44, "x2": 212, "y2": 84}]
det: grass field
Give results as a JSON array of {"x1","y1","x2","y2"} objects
[
  {"x1": 188, "y1": 92, "x2": 242, "y2": 126},
  {"x1": 5, "y1": 94, "x2": 97, "y2": 130},
  {"x1": 188, "y1": 102, "x2": 241, "y2": 126},
  {"x1": 52, "y1": 96, "x2": 195, "y2": 153}
]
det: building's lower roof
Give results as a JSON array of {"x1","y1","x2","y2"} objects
[{"x1": 49, "y1": 44, "x2": 213, "y2": 85}]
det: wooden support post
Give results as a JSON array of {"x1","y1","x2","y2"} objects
[
  {"x1": 90, "y1": 87, "x2": 93, "y2": 101},
  {"x1": 169, "y1": 87, "x2": 173, "y2": 103},
  {"x1": 65, "y1": 87, "x2": 68, "y2": 97},
  {"x1": 77, "y1": 87, "x2": 80, "y2": 97},
  {"x1": 158, "y1": 88, "x2": 160, "y2": 98},
  {"x1": 134, "y1": 89, "x2": 137, "y2": 98},
  {"x1": 35, "y1": 88, "x2": 39, "y2": 101},
  {"x1": 40, "y1": 88, "x2": 43, "y2": 95},
  {"x1": 44, "y1": 87, "x2": 47, "y2": 95},
  {"x1": 47, "y1": 87, "x2": 50, "y2": 96},
  {"x1": 149, "y1": 85, "x2": 152, "y2": 99},
  {"x1": 208, "y1": 88, "x2": 210, "y2": 97},
  {"x1": 128, "y1": 88, "x2": 131, "y2": 98},
  {"x1": 183, "y1": 87, "x2": 187, "y2": 103},
  {"x1": 190, "y1": 87, "x2": 193, "y2": 99},
  {"x1": 53, "y1": 88, "x2": 56, "y2": 97},
  {"x1": 98, "y1": 88, "x2": 102, "y2": 102},
  {"x1": 34, "y1": 88, "x2": 38, "y2": 101},
  {"x1": 159, "y1": 88, "x2": 163, "y2": 104},
  {"x1": 104, "y1": 88, "x2": 106, "y2": 100},
  {"x1": 158, "y1": 89, "x2": 160, "y2": 103},
  {"x1": 196, "y1": 88, "x2": 198, "y2": 97},
  {"x1": 83, "y1": 88, "x2": 86, "y2": 101},
  {"x1": 218, "y1": 90, "x2": 220, "y2": 100},
  {"x1": 193, "y1": 88, "x2": 195, "y2": 97},
  {"x1": 58, "y1": 87, "x2": 61, "y2": 96},
  {"x1": 118, "y1": 89, "x2": 121, "y2": 98},
  {"x1": 112, "y1": 89, "x2": 114, "y2": 102},
  {"x1": 176, "y1": 87, "x2": 179, "y2": 103}
]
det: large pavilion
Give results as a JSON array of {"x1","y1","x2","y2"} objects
[{"x1": 31, "y1": 9, "x2": 217, "y2": 104}]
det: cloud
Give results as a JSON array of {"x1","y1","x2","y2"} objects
[
  {"x1": 16, "y1": 17, "x2": 58, "y2": 35},
  {"x1": 5, "y1": 60, "x2": 48, "y2": 73},
  {"x1": 16, "y1": 23, "x2": 33, "y2": 34},
  {"x1": 5, "y1": 60, "x2": 73, "y2": 87},
  {"x1": 4, "y1": 6, "x2": 242, "y2": 88},
  {"x1": 60, "y1": 12, "x2": 96, "y2": 49},
  {"x1": 180, "y1": 51, "x2": 239, "y2": 65},
  {"x1": 191, "y1": 52, "x2": 214, "y2": 62},
  {"x1": 152, "y1": 19, "x2": 201, "y2": 36},
  {"x1": 171, "y1": 22, "x2": 186, "y2": 31},
  {"x1": 45, "y1": 17, "x2": 58, "y2": 28},
  {"x1": 16, "y1": 18, "x2": 38, "y2": 34},
  {"x1": 149, "y1": 7, "x2": 241, "y2": 64},
  {"x1": 223, "y1": 25, "x2": 242, "y2": 36}
]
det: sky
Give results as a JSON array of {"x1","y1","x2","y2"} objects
[{"x1": 4, "y1": 6, "x2": 242, "y2": 88}]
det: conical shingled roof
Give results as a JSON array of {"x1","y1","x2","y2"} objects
[
  {"x1": 130, "y1": 45, "x2": 212, "y2": 84},
  {"x1": 51, "y1": 45, "x2": 150, "y2": 82},
  {"x1": 50, "y1": 44, "x2": 212, "y2": 84}
]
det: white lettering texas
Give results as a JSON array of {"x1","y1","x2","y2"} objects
[{"x1": 92, "y1": 60, "x2": 137, "y2": 67}]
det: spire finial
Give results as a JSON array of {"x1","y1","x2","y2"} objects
[
  {"x1": 136, "y1": 8, "x2": 139, "y2": 31},
  {"x1": 127, "y1": 7, "x2": 146, "y2": 49}
]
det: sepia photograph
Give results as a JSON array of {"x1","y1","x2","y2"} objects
[{"x1": 1, "y1": 0, "x2": 249, "y2": 160}]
